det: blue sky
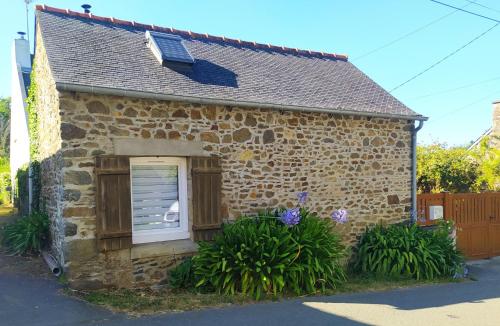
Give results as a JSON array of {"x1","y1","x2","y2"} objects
[{"x1": 2, "y1": 0, "x2": 500, "y2": 146}]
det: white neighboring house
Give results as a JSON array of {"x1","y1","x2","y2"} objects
[{"x1": 10, "y1": 32, "x2": 31, "y2": 198}]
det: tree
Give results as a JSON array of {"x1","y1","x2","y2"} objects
[
  {"x1": 0, "y1": 97, "x2": 10, "y2": 157},
  {"x1": 472, "y1": 137, "x2": 500, "y2": 191},
  {"x1": 417, "y1": 144, "x2": 479, "y2": 193},
  {"x1": 0, "y1": 97, "x2": 10, "y2": 204}
]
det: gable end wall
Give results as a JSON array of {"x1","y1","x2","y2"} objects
[{"x1": 34, "y1": 25, "x2": 65, "y2": 265}]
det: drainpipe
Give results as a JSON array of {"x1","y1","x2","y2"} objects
[
  {"x1": 28, "y1": 165, "x2": 32, "y2": 214},
  {"x1": 411, "y1": 120, "x2": 424, "y2": 223}
]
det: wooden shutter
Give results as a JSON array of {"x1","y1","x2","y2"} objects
[
  {"x1": 191, "y1": 157, "x2": 223, "y2": 241},
  {"x1": 95, "y1": 156, "x2": 132, "y2": 251}
]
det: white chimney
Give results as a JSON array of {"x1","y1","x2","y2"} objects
[{"x1": 12, "y1": 32, "x2": 31, "y2": 70}]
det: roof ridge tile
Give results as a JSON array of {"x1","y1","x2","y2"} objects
[{"x1": 35, "y1": 4, "x2": 349, "y2": 61}]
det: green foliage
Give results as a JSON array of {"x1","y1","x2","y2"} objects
[
  {"x1": 168, "y1": 257, "x2": 197, "y2": 289},
  {"x1": 26, "y1": 67, "x2": 39, "y2": 160},
  {"x1": 0, "y1": 157, "x2": 9, "y2": 173},
  {"x1": 29, "y1": 161, "x2": 41, "y2": 212},
  {"x1": 0, "y1": 156, "x2": 10, "y2": 205},
  {"x1": 417, "y1": 140, "x2": 500, "y2": 193},
  {"x1": 0, "y1": 98, "x2": 10, "y2": 203},
  {"x1": 1, "y1": 211, "x2": 50, "y2": 255},
  {"x1": 0, "y1": 172, "x2": 11, "y2": 205},
  {"x1": 12, "y1": 69, "x2": 42, "y2": 211},
  {"x1": 472, "y1": 137, "x2": 500, "y2": 191},
  {"x1": 15, "y1": 165, "x2": 29, "y2": 212},
  {"x1": 0, "y1": 97, "x2": 9, "y2": 121},
  {"x1": 417, "y1": 144, "x2": 479, "y2": 193},
  {"x1": 352, "y1": 222, "x2": 464, "y2": 280},
  {"x1": 0, "y1": 97, "x2": 10, "y2": 157},
  {"x1": 192, "y1": 209, "x2": 346, "y2": 299}
]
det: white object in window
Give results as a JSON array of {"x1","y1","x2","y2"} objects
[{"x1": 130, "y1": 157, "x2": 189, "y2": 244}]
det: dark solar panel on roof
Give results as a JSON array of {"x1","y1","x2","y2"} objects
[{"x1": 146, "y1": 31, "x2": 194, "y2": 65}]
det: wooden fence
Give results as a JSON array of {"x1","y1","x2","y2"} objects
[{"x1": 417, "y1": 193, "x2": 500, "y2": 259}]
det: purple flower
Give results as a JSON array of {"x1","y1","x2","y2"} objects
[
  {"x1": 331, "y1": 209, "x2": 348, "y2": 224},
  {"x1": 297, "y1": 192, "x2": 308, "y2": 205},
  {"x1": 410, "y1": 209, "x2": 417, "y2": 222},
  {"x1": 280, "y1": 208, "x2": 301, "y2": 226}
]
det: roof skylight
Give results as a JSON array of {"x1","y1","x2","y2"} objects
[{"x1": 145, "y1": 31, "x2": 195, "y2": 65}]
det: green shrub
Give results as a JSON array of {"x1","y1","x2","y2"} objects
[
  {"x1": 168, "y1": 257, "x2": 196, "y2": 289},
  {"x1": 193, "y1": 208, "x2": 346, "y2": 299},
  {"x1": 15, "y1": 165, "x2": 29, "y2": 212},
  {"x1": 1, "y1": 211, "x2": 50, "y2": 255},
  {"x1": 352, "y1": 221, "x2": 464, "y2": 280},
  {"x1": 0, "y1": 172, "x2": 11, "y2": 205}
]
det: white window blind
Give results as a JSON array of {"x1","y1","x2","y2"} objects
[
  {"x1": 130, "y1": 157, "x2": 189, "y2": 244},
  {"x1": 131, "y1": 165, "x2": 179, "y2": 231}
]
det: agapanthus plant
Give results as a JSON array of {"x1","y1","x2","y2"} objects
[
  {"x1": 297, "y1": 191, "x2": 308, "y2": 205},
  {"x1": 331, "y1": 209, "x2": 348, "y2": 224},
  {"x1": 280, "y1": 207, "x2": 301, "y2": 226}
]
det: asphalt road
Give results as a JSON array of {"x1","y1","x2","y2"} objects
[{"x1": 1, "y1": 258, "x2": 500, "y2": 326}]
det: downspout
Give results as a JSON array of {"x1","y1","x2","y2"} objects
[{"x1": 411, "y1": 120, "x2": 424, "y2": 223}]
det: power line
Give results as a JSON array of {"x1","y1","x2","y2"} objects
[
  {"x1": 389, "y1": 22, "x2": 499, "y2": 93},
  {"x1": 427, "y1": 89, "x2": 500, "y2": 124},
  {"x1": 352, "y1": 12, "x2": 457, "y2": 61},
  {"x1": 430, "y1": 0, "x2": 500, "y2": 23},
  {"x1": 352, "y1": 1, "x2": 482, "y2": 61},
  {"x1": 464, "y1": 0, "x2": 500, "y2": 14},
  {"x1": 408, "y1": 75, "x2": 500, "y2": 101}
]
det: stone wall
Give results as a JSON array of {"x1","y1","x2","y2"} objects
[
  {"x1": 55, "y1": 90, "x2": 413, "y2": 288},
  {"x1": 34, "y1": 27, "x2": 65, "y2": 265}
]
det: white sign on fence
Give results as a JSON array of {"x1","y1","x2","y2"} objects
[{"x1": 429, "y1": 205, "x2": 444, "y2": 220}]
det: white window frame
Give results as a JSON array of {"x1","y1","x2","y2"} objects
[{"x1": 130, "y1": 157, "x2": 189, "y2": 244}]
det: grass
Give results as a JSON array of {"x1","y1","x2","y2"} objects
[
  {"x1": 69, "y1": 274, "x2": 461, "y2": 315},
  {"x1": 68, "y1": 288, "x2": 256, "y2": 316},
  {"x1": 0, "y1": 206, "x2": 17, "y2": 220},
  {"x1": 330, "y1": 274, "x2": 460, "y2": 295}
]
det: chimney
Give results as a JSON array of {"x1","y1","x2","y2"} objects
[
  {"x1": 492, "y1": 100, "x2": 500, "y2": 144},
  {"x1": 81, "y1": 4, "x2": 91, "y2": 13},
  {"x1": 12, "y1": 32, "x2": 31, "y2": 69}
]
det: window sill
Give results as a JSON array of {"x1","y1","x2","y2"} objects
[
  {"x1": 133, "y1": 231, "x2": 190, "y2": 245},
  {"x1": 131, "y1": 238, "x2": 198, "y2": 259}
]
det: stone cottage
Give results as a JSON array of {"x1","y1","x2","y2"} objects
[{"x1": 31, "y1": 5, "x2": 426, "y2": 289}]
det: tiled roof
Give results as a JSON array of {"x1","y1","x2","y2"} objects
[{"x1": 35, "y1": 5, "x2": 425, "y2": 120}]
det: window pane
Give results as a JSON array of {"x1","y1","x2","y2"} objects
[{"x1": 131, "y1": 165, "x2": 180, "y2": 231}]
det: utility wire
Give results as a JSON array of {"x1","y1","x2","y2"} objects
[
  {"x1": 389, "y1": 22, "x2": 499, "y2": 93},
  {"x1": 464, "y1": 0, "x2": 500, "y2": 14},
  {"x1": 427, "y1": 89, "x2": 500, "y2": 124},
  {"x1": 352, "y1": 1, "x2": 478, "y2": 61},
  {"x1": 408, "y1": 75, "x2": 500, "y2": 101},
  {"x1": 353, "y1": 12, "x2": 457, "y2": 61},
  {"x1": 353, "y1": 12, "x2": 458, "y2": 61},
  {"x1": 430, "y1": 0, "x2": 500, "y2": 23},
  {"x1": 390, "y1": 1, "x2": 500, "y2": 93}
]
